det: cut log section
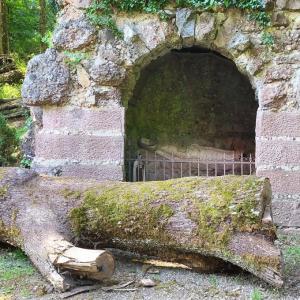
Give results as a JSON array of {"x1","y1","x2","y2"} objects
[
  {"x1": 49, "y1": 242, "x2": 115, "y2": 281},
  {"x1": 0, "y1": 168, "x2": 284, "y2": 291}
]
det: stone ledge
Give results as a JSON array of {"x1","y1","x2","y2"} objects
[{"x1": 33, "y1": 162, "x2": 123, "y2": 181}]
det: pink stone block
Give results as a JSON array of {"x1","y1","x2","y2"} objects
[
  {"x1": 61, "y1": 164, "x2": 123, "y2": 181},
  {"x1": 256, "y1": 110, "x2": 300, "y2": 137},
  {"x1": 35, "y1": 132, "x2": 124, "y2": 161},
  {"x1": 257, "y1": 170, "x2": 300, "y2": 194},
  {"x1": 256, "y1": 139, "x2": 300, "y2": 165},
  {"x1": 43, "y1": 106, "x2": 125, "y2": 132}
]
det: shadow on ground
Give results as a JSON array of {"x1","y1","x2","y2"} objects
[{"x1": 0, "y1": 234, "x2": 299, "y2": 300}]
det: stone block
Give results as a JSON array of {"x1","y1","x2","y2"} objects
[
  {"x1": 272, "y1": 197, "x2": 300, "y2": 227},
  {"x1": 35, "y1": 132, "x2": 124, "y2": 161},
  {"x1": 22, "y1": 49, "x2": 70, "y2": 105},
  {"x1": 256, "y1": 110, "x2": 300, "y2": 137},
  {"x1": 53, "y1": 14, "x2": 96, "y2": 50},
  {"x1": 176, "y1": 8, "x2": 196, "y2": 40},
  {"x1": 257, "y1": 82, "x2": 287, "y2": 109},
  {"x1": 195, "y1": 12, "x2": 216, "y2": 42},
  {"x1": 256, "y1": 139, "x2": 300, "y2": 166},
  {"x1": 33, "y1": 160, "x2": 123, "y2": 181},
  {"x1": 42, "y1": 106, "x2": 125, "y2": 132},
  {"x1": 257, "y1": 170, "x2": 300, "y2": 194}
]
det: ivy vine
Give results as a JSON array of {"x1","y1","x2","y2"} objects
[{"x1": 86, "y1": 0, "x2": 272, "y2": 42}]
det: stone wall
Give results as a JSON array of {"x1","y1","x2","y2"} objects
[{"x1": 21, "y1": 0, "x2": 300, "y2": 231}]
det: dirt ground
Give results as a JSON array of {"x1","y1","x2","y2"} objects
[{"x1": 0, "y1": 233, "x2": 299, "y2": 300}]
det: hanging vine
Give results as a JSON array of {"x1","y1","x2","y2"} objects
[{"x1": 86, "y1": 0, "x2": 272, "y2": 40}]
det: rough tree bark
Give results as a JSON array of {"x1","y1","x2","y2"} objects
[
  {"x1": 39, "y1": 0, "x2": 47, "y2": 52},
  {"x1": 0, "y1": 168, "x2": 283, "y2": 291},
  {"x1": 0, "y1": 0, "x2": 9, "y2": 55}
]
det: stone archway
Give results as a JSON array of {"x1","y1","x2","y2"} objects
[
  {"x1": 125, "y1": 47, "x2": 258, "y2": 181},
  {"x1": 22, "y1": 1, "x2": 300, "y2": 230}
]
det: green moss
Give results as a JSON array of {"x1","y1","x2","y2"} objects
[
  {"x1": 60, "y1": 188, "x2": 82, "y2": 200},
  {"x1": 188, "y1": 177, "x2": 264, "y2": 250},
  {"x1": 0, "y1": 186, "x2": 8, "y2": 198},
  {"x1": 70, "y1": 183, "x2": 175, "y2": 243},
  {"x1": 242, "y1": 253, "x2": 281, "y2": 272},
  {"x1": 0, "y1": 219, "x2": 22, "y2": 248},
  {"x1": 69, "y1": 176, "x2": 271, "y2": 256}
]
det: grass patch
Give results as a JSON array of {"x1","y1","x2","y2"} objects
[
  {"x1": 0, "y1": 249, "x2": 34, "y2": 282},
  {"x1": 0, "y1": 248, "x2": 36, "y2": 298},
  {"x1": 251, "y1": 288, "x2": 263, "y2": 300}
]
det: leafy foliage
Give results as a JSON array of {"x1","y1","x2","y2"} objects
[
  {"x1": 86, "y1": 0, "x2": 271, "y2": 36},
  {"x1": 261, "y1": 31, "x2": 275, "y2": 47},
  {"x1": 64, "y1": 51, "x2": 91, "y2": 66},
  {"x1": 0, "y1": 84, "x2": 22, "y2": 99},
  {"x1": 0, "y1": 114, "x2": 18, "y2": 166},
  {"x1": 6, "y1": 0, "x2": 58, "y2": 59}
]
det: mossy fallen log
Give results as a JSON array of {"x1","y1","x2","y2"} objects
[
  {"x1": 0, "y1": 168, "x2": 283, "y2": 291},
  {"x1": 0, "y1": 98, "x2": 28, "y2": 120}
]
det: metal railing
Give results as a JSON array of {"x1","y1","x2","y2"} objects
[{"x1": 125, "y1": 151, "x2": 255, "y2": 182}]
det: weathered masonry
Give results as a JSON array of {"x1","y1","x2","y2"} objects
[{"x1": 22, "y1": 0, "x2": 300, "y2": 231}]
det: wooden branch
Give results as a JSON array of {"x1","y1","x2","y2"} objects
[{"x1": 49, "y1": 243, "x2": 115, "y2": 281}]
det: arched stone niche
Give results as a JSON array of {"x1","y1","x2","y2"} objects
[{"x1": 22, "y1": 1, "x2": 300, "y2": 230}]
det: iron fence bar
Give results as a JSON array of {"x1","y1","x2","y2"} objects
[
  {"x1": 144, "y1": 151, "x2": 148, "y2": 182},
  {"x1": 125, "y1": 158, "x2": 255, "y2": 165},
  {"x1": 241, "y1": 152, "x2": 244, "y2": 176},
  {"x1": 223, "y1": 153, "x2": 226, "y2": 175},
  {"x1": 126, "y1": 159, "x2": 255, "y2": 167},
  {"x1": 171, "y1": 152, "x2": 174, "y2": 179},
  {"x1": 154, "y1": 151, "x2": 157, "y2": 181},
  {"x1": 232, "y1": 152, "x2": 235, "y2": 175},
  {"x1": 163, "y1": 157, "x2": 166, "y2": 180},
  {"x1": 137, "y1": 157, "x2": 140, "y2": 182},
  {"x1": 125, "y1": 153, "x2": 256, "y2": 181},
  {"x1": 181, "y1": 162, "x2": 183, "y2": 178}
]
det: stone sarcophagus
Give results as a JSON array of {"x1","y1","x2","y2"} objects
[{"x1": 21, "y1": 0, "x2": 300, "y2": 231}]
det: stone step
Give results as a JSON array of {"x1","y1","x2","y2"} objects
[{"x1": 33, "y1": 160, "x2": 123, "y2": 181}]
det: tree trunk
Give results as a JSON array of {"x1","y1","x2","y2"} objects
[
  {"x1": 39, "y1": 0, "x2": 47, "y2": 52},
  {"x1": 0, "y1": 168, "x2": 284, "y2": 291},
  {"x1": 0, "y1": 0, "x2": 8, "y2": 54}
]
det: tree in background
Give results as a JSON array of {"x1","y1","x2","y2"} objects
[
  {"x1": 0, "y1": 0, "x2": 58, "y2": 99},
  {"x1": 0, "y1": 0, "x2": 9, "y2": 55},
  {"x1": 6, "y1": 0, "x2": 57, "y2": 59},
  {"x1": 0, "y1": 113, "x2": 18, "y2": 166},
  {"x1": 39, "y1": 0, "x2": 47, "y2": 52}
]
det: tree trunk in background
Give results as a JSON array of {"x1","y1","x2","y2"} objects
[
  {"x1": 39, "y1": 0, "x2": 47, "y2": 52},
  {"x1": 0, "y1": 0, "x2": 9, "y2": 54}
]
